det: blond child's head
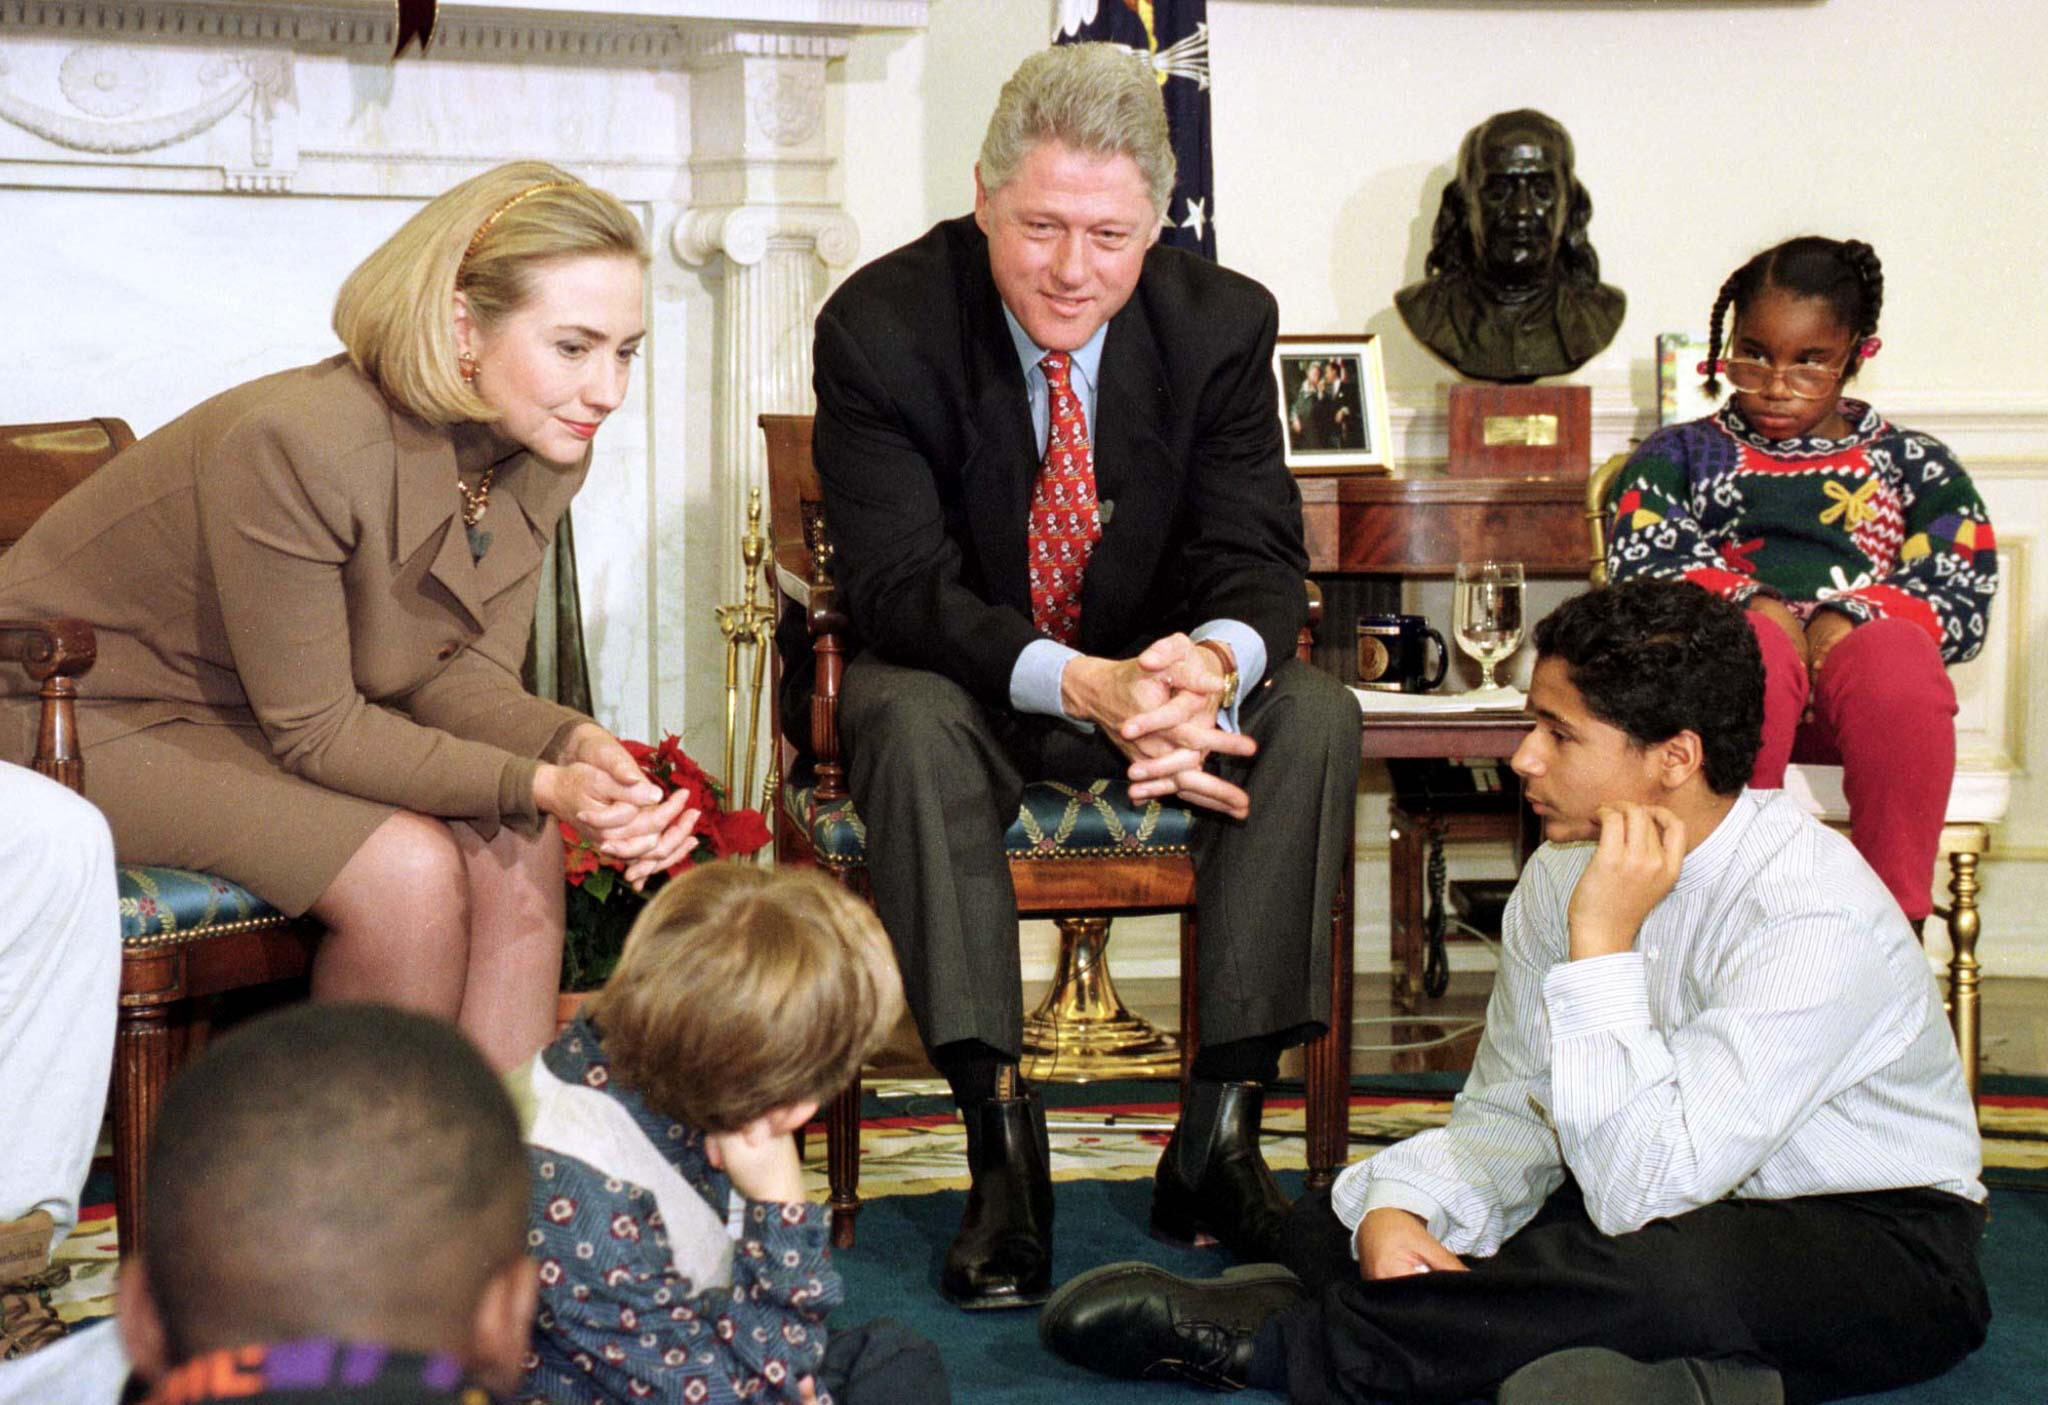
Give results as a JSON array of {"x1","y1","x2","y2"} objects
[{"x1": 585, "y1": 864, "x2": 902, "y2": 1132}]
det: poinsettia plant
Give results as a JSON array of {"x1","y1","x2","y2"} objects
[{"x1": 560, "y1": 733, "x2": 772, "y2": 991}]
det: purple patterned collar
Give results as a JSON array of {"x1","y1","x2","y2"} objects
[
  {"x1": 141, "y1": 1338, "x2": 480, "y2": 1402},
  {"x1": 1716, "y1": 397, "x2": 1885, "y2": 454}
]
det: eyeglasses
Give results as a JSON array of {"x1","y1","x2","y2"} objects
[{"x1": 1713, "y1": 356, "x2": 1849, "y2": 400}]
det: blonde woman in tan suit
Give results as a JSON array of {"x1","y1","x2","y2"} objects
[{"x1": 0, "y1": 161, "x2": 695, "y2": 1070}]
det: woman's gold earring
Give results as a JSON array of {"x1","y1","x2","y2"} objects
[{"x1": 457, "y1": 352, "x2": 479, "y2": 385}]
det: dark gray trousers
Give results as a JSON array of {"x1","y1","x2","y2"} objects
[{"x1": 838, "y1": 653, "x2": 1361, "y2": 1058}]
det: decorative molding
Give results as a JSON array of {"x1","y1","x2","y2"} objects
[
  {"x1": 671, "y1": 203, "x2": 858, "y2": 270},
  {"x1": 749, "y1": 65, "x2": 824, "y2": 147},
  {"x1": 677, "y1": 29, "x2": 857, "y2": 65},
  {"x1": 1965, "y1": 461, "x2": 2048, "y2": 478},
  {"x1": 58, "y1": 44, "x2": 149, "y2": 117},
  {"x1": 0, "y1": 40, "x2": 297, "y2": 186},
  {"x1": 0, "y1": 2, "x2": 915, "y2": 65},
  {"x1": 0, "y1": 49, "x2": 244, "y2": 154}
]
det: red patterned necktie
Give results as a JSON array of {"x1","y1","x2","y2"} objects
[{"x1": 1027, "y1": 351, "x2": 1103, "y2": 644}]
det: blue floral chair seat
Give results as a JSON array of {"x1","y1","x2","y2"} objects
[
  {"x1": 783, "y1": 777, "x2": 1196, "y2": 872},
  {"x1": 118, "y1": 865, "x2": 290, "y2": 945}
]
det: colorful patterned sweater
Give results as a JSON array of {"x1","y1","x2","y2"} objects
[
  {"x1": 1606, "y1": 400, "x2": 1997, "y2": 664},
  {"x1": 140, "y1": 1341, "x2": 492, "y2": 1405},
  {"x1": 512, "y1": 1019, "x2": 840, "y2": 1405}
]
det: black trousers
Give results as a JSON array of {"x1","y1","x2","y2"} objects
[
  {"x1": 838, "y1": 652, "x2": 1361, "y2": 1059},
  {"x1": 818, "y1": 1316, "x2": 951, "y2": 1403},
  {"x1": 1263, "y1": 1181, "x2": 1989, "y2": 1405}
]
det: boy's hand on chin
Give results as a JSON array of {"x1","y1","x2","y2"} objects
[
  {"x1": 1566, "y1": 803, "x2": 1685, "y2": 960},
  {"x1": 705, "y1": 1104, "x2": 817, "y2": 1205}
]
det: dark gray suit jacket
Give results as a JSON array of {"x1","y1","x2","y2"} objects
[{"x1": 809, "y1": 216, "x2": 1308, "y2": 712}]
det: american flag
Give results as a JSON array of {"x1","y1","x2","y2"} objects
[{"x1": 1054, "y1": 1, "x2": 1215, "y2": 260}]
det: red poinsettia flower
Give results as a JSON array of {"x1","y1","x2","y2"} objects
[
  {"x1": 705, "y1": 805, "x2": 771, "y2": 857},
  {"x1": 664, "y1": 748, "x2": 724, "y2": 819},
  {"x1": 562, "y1": 823, "x2": 602, "y2": 887},
  {"x1": 560, "y1": 733, "x2": 768, "y2": 884}
]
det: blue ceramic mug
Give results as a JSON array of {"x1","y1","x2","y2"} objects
[{"x1": 1356, "y1": 613, "x2": 1449, "y2": 692}]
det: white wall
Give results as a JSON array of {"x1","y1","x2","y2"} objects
[{"x1": 834, "y1": 0, "x2": 2048, "y2": 981}]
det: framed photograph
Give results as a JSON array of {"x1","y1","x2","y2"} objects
[
  {"x1": 1656, "y1": 331, "x2": 1718, "y2": 428},
  {"x1": 1275, "y1": 335, "x2": 1393, "y2": 473}
]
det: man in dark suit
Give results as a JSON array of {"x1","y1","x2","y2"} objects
[{"x1": 810, "y1": 43, "x2": 1361, "y2": 1311}]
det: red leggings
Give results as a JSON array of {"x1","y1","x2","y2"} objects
[{"x1": 1747, "y1": 612, "x2": 1957, "y2": 922}]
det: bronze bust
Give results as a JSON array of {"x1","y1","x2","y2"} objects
[{"x1": 1396, "y1": 109, "x2": 1625, "y2": 383}]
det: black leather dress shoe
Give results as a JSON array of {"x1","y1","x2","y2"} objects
[
  {"x1": 1151, "y1": 1080, "x2": 1292, "y2": 1261},
  {"x1": 941, "y1": 1090, "x2": 1054, "y2": 1310},
  {"x1": 1039, "y1": 1260, "x2": 1304, "y2": 1390}
]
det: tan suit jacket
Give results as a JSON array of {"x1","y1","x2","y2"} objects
[{"x1": 0, "y1": 355, "x2": 589, "y2": 831}]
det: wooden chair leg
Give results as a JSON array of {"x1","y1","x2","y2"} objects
[
  {"x1": 113, "y1": 1002, "x2": 171, "y2": 1260},
  {"x1": 1304, "y1": 854, "x2": 1354, "y2": 1190},
  {"x1": 825, "y1": 1076, "x2": 863, "y2": 1248},
  {"x1": 1178, "y1": 911, "x2": 1198, "y2": 1113},
  {"x1": 1945, "y1": 848, "x2": 1982, "y2": 1105}
]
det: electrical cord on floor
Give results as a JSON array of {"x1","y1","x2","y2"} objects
[{"x1": 1371, "y1": 923, "x2": 1499, "y2": 1054}]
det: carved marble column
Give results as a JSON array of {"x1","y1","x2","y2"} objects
[{"x1": 674, "y1": 32, "x2": 862, "y2": 601}]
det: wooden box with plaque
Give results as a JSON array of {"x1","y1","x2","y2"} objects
[{"x1": 1446, "y1": 384, "x2": 1591, "y2": 480}]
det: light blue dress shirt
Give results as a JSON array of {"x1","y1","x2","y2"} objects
[{"x1": 999, "y1": 306, "x2": 1266, "y2": 730}]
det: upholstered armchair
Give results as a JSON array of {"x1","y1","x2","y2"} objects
[
  {"x1": 1, "y1": 418, "x2": 321, "y2": 1258},
  {"x1": 759, "y1": 413, "x2": 1354, "y2": 1246}
]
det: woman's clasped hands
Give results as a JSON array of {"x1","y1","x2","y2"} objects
[{"x1": 537, "y1": 722, "x2": 701, "y2": 888}]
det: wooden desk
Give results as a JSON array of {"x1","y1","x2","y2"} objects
[
  {"x1": 1360, "y1": 712, "x2": 1532, "y2": 760},
  {"x1": 1299, "y1": 473, "x2": 1590, "y2": 577}
]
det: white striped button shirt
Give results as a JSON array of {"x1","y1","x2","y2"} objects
[{"x1": 1334, "y1": 788, "x2": 1984, "y2": 1258}]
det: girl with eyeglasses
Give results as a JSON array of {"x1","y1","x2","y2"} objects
[{"x1": 1604, "y1": 236, "x2": 1998, "y2": 927}]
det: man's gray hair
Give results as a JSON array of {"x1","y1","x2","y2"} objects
[{"x1": 978, "y1": 43, "x2": 1176, "y2": 217}]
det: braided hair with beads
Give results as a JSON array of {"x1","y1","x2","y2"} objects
[{"x1": 1701, "y1": 236, "x2": 1885, "y2": 396}]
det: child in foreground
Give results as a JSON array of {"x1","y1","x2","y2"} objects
[{"x1": 511, "y1": 864, "x2": 948, "y2": 1404}]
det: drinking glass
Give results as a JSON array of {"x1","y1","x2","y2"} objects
[{"x1": 1452, "y1": 560, "x2": 1526, "y2": 695}]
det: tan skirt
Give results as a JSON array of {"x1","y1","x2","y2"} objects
[{"x1": 4, "y1": 710, "x2": 391, "y2": 918}]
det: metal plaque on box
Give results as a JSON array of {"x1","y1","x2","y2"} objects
[{"x1": 1446, "y1": 384, "x2": 1591, "y2": 479}]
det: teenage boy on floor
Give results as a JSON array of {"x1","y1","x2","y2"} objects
[
  {"x1": 513, "y1": 863, "x2": 948, "y2": 1405},
  {"x1": 1041, "y1": 579, "x2": 1989, "y2": 1403}
]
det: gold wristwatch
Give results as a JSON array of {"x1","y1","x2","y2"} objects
[{"x1": 1196, "y1": 639, "x2": 1240, "y2": 711}]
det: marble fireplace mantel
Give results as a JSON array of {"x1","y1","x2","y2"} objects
[{"x1": 0, "y1": 0, "x2": 927, "y2": 749}]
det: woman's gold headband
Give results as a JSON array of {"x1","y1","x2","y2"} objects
[{"x1": 459, "y1": 179, "x2": 574, "y2": 272}]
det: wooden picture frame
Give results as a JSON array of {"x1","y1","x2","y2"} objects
[
  {"x1": 1657, "y1": 331, "x2": 1719, "y2": 427},
  {"x1": 1275, "y1": 334, "x2": 1393, "y2": 473}
]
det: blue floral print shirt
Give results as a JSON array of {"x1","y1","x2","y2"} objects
[{"x1": 512, "y1": 1019, "x2": 840, "y2": 1405}]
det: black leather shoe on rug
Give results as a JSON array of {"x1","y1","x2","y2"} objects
[
  {"x1": 1151, "y1": 1080, "x2": 1293, "y2": 1261},
  {"x1": 941, "y1": 1090, "x2": 1054, "y2": 1310},
  {"x1": 1039, "y1": 1260, "x2": 1304, "y2": 1391}
]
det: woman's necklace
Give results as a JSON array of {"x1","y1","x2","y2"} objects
[{"x1": 459, "y1": 463, "x2": 500, "y2": 561}]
